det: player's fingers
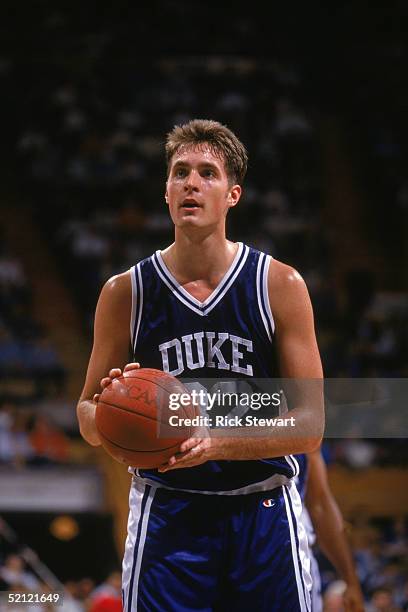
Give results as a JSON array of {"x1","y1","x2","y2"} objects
[
  {"x1": 160, "y1": 444, "x2": 203, "y2": 471},
  {"x1": 180, "y1": 437, "x2": 202, "y2": 453},
  {"x1": 108, "y1": 368, "x2": 122, "y2": 379},
  {"x1": 101, "y1": 377, "x2": 113, "y2": 389},
  {"x1": 124, "y1": 362, "x2": 141, "y2": 371}
]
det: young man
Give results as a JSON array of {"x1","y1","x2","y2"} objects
[
  {"x1": 297, "y1": 451, "x2": 365, "y2": 612},
  {"x1": 77, "y1": 119, "x2": 324, "y2": 611}
]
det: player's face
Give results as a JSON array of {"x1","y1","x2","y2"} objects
[{"x1": 165, "y1": 145, "x2": 241, "y2": 230}]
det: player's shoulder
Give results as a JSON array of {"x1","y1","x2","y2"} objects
[
  {"x1": 100, "y1": 270, "x2": 132, "y2": 304},
  {"x1": 265, "y1": 257, "x2": 312, "y2": 325},
  {"x1": 267, "y1": 257, "x2": 307, "y2": 293}
]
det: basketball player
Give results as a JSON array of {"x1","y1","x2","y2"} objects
[
  {"x1": 297, "y1": 450, "x2": 364, "y2": 612},
  {"x1": 77, "y1": 119, "x2": 324, "y2": 611}
]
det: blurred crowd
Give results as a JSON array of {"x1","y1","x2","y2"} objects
[
  {"x1": 318, "y1": 514, "x2": 408, "y2": 611},
  {"x1": 1, "y1": 4, "x2": 407, "y2": 609},
  {"x1": 0, "y1": 553, "x2": 122, "y2": 612},
  {"x1": 0, "y1": 239, "x2": 66, "y2": 404}
]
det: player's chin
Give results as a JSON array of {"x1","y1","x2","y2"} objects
[{"x1": 176, "y1": 215, "x2": 205, "y2": 227}]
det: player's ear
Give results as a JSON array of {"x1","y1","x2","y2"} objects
[
  {"x1": 165, "y1": 189, "x2": 169, "y2": 205},
  {"x1": 228, "y1": 184, "x2": 242, "y2": 209}
]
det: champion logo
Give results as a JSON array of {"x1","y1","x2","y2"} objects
[{"x1": 262, "y1": 499, "x2": 275, "y2": 508}]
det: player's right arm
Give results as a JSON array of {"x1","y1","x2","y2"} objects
[
  {"x1": 305, "y1": 449, "x2": 365, "y2": 612},
  {"x1": 77, "y1": 271, "x2": 133, "y2": 446}
]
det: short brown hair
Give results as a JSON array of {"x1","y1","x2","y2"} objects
[{"x1": 166, "y1": 119, "x2": 248, "y2": 185}]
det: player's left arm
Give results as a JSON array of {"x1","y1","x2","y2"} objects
[
  {"x1": 305, "y1": 450, "x2": 365, "y2": 612},
  {"x1": 160, "y1": 261, "x2": 324, "y2": 471}
]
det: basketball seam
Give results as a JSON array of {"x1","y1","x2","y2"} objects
[
  {"x1": 97, "y1": 399, "x2": 175, "y2": 424},
  {"x1": 98, "y1": 431, "x2": 180, "y2": 454}
]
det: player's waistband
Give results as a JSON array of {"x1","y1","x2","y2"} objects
[{"x1": 130, "y1": 469, "x2": 292, "y2": 496}]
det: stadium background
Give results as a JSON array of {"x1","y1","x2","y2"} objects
[{"x1": 0, "y1": 3, "x2": 407, "y2": 610}]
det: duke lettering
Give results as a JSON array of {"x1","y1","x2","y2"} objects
[{"x1": 159, "y1": 332, "x2": 253, "y2": 376}]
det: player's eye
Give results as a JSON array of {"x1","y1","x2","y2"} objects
[
  {"x1": 175, "y1": 168, "x2": 187, "y2": 178},
  {"x1": 203, "y1": 169, "x2": 215, "y2": 178}
]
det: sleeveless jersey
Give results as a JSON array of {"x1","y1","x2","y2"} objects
[
  {"x1": 129, "y1": 242, "x2": 299, "y2": 493},
  {"x1": 295, "y1": 453, "x2": 308, "y2": 501}
]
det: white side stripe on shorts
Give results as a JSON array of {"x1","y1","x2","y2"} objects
[
  {"x1": 283, "y1": 483, "x2": 312, "y2": 612},
  {"x1": 122, "y1": 480, "x2": 156, "y2": 612}
]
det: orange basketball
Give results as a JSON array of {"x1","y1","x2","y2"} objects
[{"x1": 95, "y1": 368, "x2": 195, "y2": 468}]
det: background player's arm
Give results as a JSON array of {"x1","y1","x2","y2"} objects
[
  {"x1": 305, "y1": 450, "x2": 365, "y2": 612},
  {"x1": 160, "y1": 261, "x2": 324, "y2": 470},
  {"x1": 77, "y1": 272, "x2": 132, "y2": 446}
]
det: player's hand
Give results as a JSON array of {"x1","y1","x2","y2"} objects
[
  {"x1": 343, "y1": 583, "x2": 365, "y2": 612},
  {"x1": 93, "y1": 362, "x2": 141, "y2": 403},
  {"x1": 158, "y1": 430, "x2": 214, "y2": 472}
]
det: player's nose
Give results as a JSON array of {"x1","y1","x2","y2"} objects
[{"x1": 184, "y1": 169, "x2": 200, "y2": 191}]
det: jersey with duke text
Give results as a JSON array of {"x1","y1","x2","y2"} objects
[{"x1": 129, "y1": 242, "x2": 299, "y2": 493}]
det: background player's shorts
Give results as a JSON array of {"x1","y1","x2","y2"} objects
[
  {"x1": 122, "y1": 478, "x2": 312, "y2": 612},
  {"x1": 310, "y1": 552, "x2": 323, "y2": 612}
]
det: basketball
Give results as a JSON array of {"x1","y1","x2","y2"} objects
[{"x1": 95, "y1": 368, "x2": 195, "y2": 468}]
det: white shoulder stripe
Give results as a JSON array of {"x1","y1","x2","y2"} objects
[
  {"x1": 130, "y1": 266, "x2": 137, "y2": 347},
  {"x1": 131, "y1": 263, "x2": 144, "y2": 352},
  {"x1": 256, "y1": 253, "x2": 272, "y2": 342},
  {"x1": 262, "y1": 255, "x2": 275, "y2": 335},
  {"x1": 134, "y1": 264, "x2": 144, "y2": 352}
]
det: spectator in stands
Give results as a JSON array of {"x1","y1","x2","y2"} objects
[
  {"x1": 29, "y1": 414, "x2": 69, "y2": 464},
  {"x1": 9, "y1": 408, "x2": 34, "y2": 468},
  {"x1": 23, "y1": 333, "x2": 66, "y2": 397},
  {"x1": 366, "y1": 587, "x2": 402, "y2": 611},
  {"x1": 322, "y1": 579, "x2": 348, "y2": 611},
  {"x1": 63, "y1": 580, "x2": 86, "y2": 612},
  {"x1": 0, "y1": 326, "x2": 23, "y2": 377},
  {"x1": 89, "y1": 570, "x2": 122, "y2": 612},
  {"x1": 0, "y1": 554, "x2": 39, "y2": 590}
]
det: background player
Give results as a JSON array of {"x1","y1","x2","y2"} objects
[
  {"x1": 77, "y1": 119, "x2": 324, "y2": 611},
  {"x1": 297, "y1": 450, "x2": 365, "y2": 611}
]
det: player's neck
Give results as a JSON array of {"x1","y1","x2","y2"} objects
[{"x1": 162, "y1": 231, "x2": 238, "y2": 283}]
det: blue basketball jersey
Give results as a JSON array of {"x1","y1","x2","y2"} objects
[
  {"x1": 295, "y1": 454, "x2": 309, "y2": 501},
  {"x1": 129, "y1": 242, "x2": 299, "y2": 493}
]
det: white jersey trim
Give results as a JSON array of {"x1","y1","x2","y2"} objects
[
  {"x1": 132, "y1": 470, "x2": 291, "y2": 496},
  {"x1": 285, "y1": 454, "x2": 300, "y2": 478},
  {"x1": 152, "y1": 243, "x2": 249, "y2": 317},
  {"x1": 130, "y1": 266, "x2": 137, "y2": 347},
  {"x1": 130, "y1": 264, "x2": 144, "y2": 353},
  {"x1": 262, "y1": 255, "x2": 275, "y2": 335},
  {"x1": 256, "y1": 253, "x2": 274, "y2": 342},
  {"x1": 152, "y1": 256, "x2": 205, "y2": 316}
]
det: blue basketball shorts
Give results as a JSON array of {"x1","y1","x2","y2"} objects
[{"x1": 122, "y1": 478, "x2": 312, "y2": 611}]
